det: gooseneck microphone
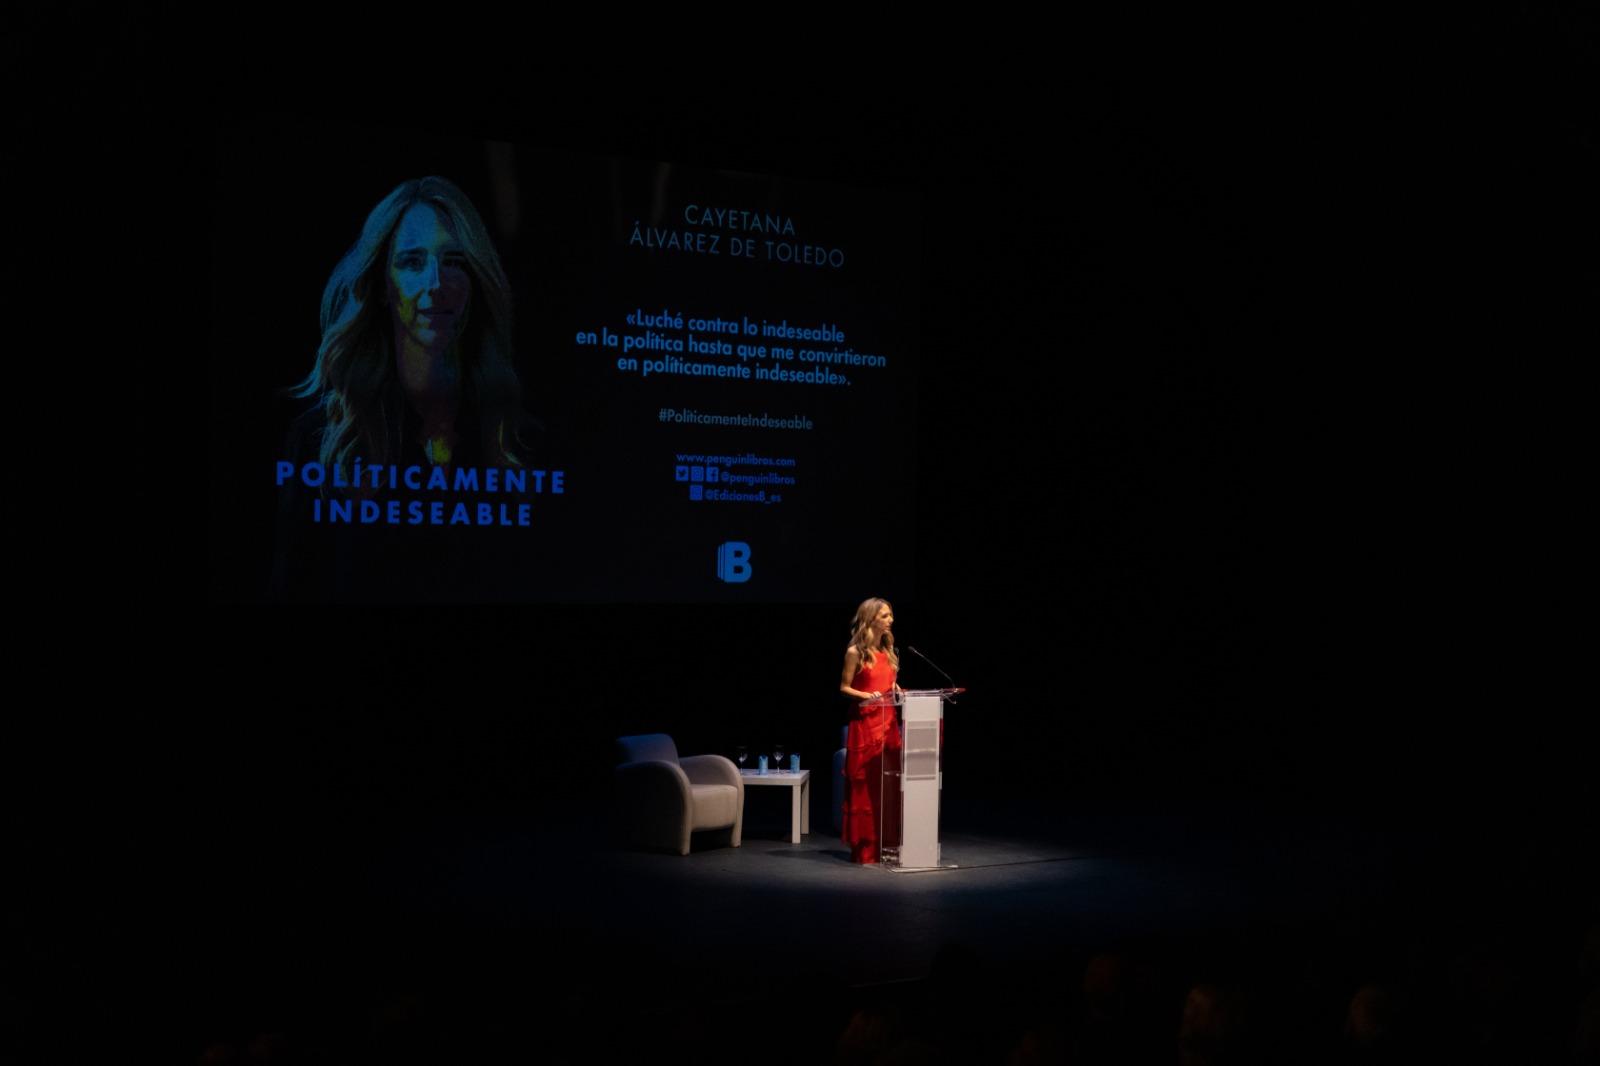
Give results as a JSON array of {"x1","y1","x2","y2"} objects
[{"x1": 904, "y1": 644, "x2": 957, "y2": 687}]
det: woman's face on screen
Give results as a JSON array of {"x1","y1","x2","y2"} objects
[
  {"x1": 386, "y1": 203, "x2": 471, "y2": 354},
  {"x1": 873, "y1": 603, "x2": 894, "y2": 635}
]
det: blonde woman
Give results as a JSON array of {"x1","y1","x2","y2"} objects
[
  {"x1": 291, "y1": 176, "x2": 529, "y2": 476},
  {"x1": 839, "y1": 597, "x2": 905, "y2": 864}
]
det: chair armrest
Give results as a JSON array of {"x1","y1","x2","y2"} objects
[
  {"x1": 615, "y1": 759, "x2": 692, "y2": 812},
  {"x1": 679, "y1": 754, "x2": 740, "y2": 790}
]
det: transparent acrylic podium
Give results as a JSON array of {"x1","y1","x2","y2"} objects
[{"x1": 863, "y1": 687, "x2": 964, "y2": 870}]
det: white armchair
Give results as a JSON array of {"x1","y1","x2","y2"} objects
[{"x1": 613, "y1": 734, "x2": 743, "y2": 855}]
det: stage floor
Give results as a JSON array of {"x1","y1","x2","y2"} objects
[
  {"x1": 357, "y1": 806, "x2": 1404, "y2": 1000},
  {"x1": 98, "y1": 798, "x2": 1553, "y2": 1060}
]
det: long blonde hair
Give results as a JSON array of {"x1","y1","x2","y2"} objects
[
  {"x1": 291, "y1": 177, "x2": 525, "y2": 474},
  {"x1": 849, "y1": 597, "x2": 899, "y2": 672}
]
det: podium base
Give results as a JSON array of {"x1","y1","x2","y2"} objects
[{"x1": 885, "y1": 860, "x2": 961, "y2": 873}]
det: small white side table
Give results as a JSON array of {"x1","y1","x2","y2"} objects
[{"x1": 739, "y1": 769, "x2": 811, "y2": 843}]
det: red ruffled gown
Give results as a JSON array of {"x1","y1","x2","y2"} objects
[{"x1": 843, "y1": 651, "x2": 902, "y2": 864}]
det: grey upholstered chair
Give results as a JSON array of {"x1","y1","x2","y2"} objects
[{"x1": 614, "y1": 734, "x2": 743, "y2": 855}]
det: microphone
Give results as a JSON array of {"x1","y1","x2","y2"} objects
[{"x1": 905, "y1": 645, "x2": 957, "y2": 687}]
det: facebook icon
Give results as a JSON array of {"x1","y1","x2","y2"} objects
[{"x1": 717, "y1": 542, "x2": 752, "y2": 583}]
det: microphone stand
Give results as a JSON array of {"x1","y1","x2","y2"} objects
[{"x1": 905, "y1": 644, "x2": 958, "y2": 697}]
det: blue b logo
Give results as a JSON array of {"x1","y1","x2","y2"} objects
[{"x1": 717, "y1": 542, "x2": 752, "y2": 583}]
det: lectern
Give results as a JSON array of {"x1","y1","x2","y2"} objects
[{"x1": 864, "y1": 687, "x2": 963, "y2": 869}]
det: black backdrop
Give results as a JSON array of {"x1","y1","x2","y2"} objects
[{"x1": 77, "y1": 20, "x2": 1591, "y2": 857}]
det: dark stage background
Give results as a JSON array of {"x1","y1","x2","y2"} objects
[
  {"x1": 191, "y1": 73, "x2": 1389, "y2": 809},
  {"x1": 34, "y1": 18, "x2": 1597, "y2": 1062},
  {"x1": 180, "y1": 59, "x2": 1569, "y2": 813}
]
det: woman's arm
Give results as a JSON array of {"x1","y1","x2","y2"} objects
[{"x1": 840, "y1": 647, "x2": 883, "y2": 702}]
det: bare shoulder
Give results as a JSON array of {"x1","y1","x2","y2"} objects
[{"x1": 843, "y1": 644, "x2": 861, "y2": 661}]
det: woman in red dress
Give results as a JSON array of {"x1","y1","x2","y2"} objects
[{"x1": 840, "y1": 597, "x2": 904, "y2": 864}]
